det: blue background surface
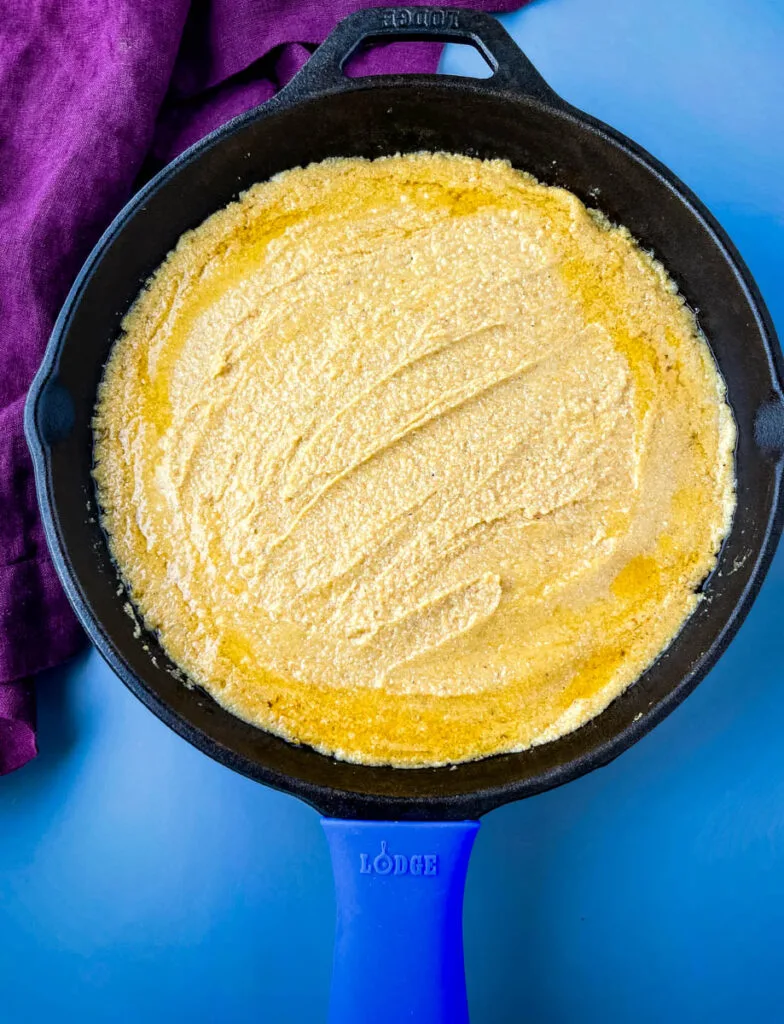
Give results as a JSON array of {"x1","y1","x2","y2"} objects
[{"x1": 2, "y1": 0, "x2": 784, "y2": 1020}]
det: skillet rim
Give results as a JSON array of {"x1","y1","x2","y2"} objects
[{"x1": 25, "y1": 57, "x2": 784, "y2": 821}]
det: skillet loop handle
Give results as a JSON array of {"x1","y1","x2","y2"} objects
[{"x1": 292, "y1": 6, "x2": 561, "y2": 103}]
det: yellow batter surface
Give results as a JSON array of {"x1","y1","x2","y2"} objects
[{"x1": 93, "y1": 153, "x2": 736, "y2": 767}]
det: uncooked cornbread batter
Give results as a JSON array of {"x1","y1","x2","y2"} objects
[{"x1": 93, "y1": 152, "x2": 736, "y2": 767}]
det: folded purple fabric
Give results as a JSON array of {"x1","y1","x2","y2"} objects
[{"x1": 0, "y1": 0, "x2": 526, "y2": 775}]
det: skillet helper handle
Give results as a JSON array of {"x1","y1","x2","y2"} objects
[
  {"x1": 292, "y1": 6, "x2": 559, "y2": 101},
  {"x1": 322, "y1": 819, "x2": 480, "y2": 1024}
]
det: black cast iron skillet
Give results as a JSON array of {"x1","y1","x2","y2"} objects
[{"x1": 25, "y1": 8, "x2": 784, "y2": 1021}]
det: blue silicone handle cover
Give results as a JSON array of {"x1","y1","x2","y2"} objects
[{"x1": 322, "y1": 819, "x2": 480, "y2": 1024}]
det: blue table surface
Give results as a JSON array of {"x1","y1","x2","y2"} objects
[{"x1": 3, "y1": 1, "x2": 784, "y2": 1021}]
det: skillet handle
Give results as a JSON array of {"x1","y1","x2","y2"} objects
[
  {"x1": 322, "y1": 818, "x2": 480, "y2": 1024},
  {"x1": 288, "y1": 6, "x2": 560, "y2": 103}
]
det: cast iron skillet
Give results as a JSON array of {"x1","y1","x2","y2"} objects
[{"x1": 25, "y1": 8, "x2": 784, "y2": 1022}]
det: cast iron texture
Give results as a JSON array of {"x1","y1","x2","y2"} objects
[{"x1": 25, "y1": 8, "x2": 784, "y2": 820}]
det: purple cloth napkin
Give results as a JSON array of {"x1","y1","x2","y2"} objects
[{"x1": 0, "y1": 0, "x2": 526, "y2": 775}]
